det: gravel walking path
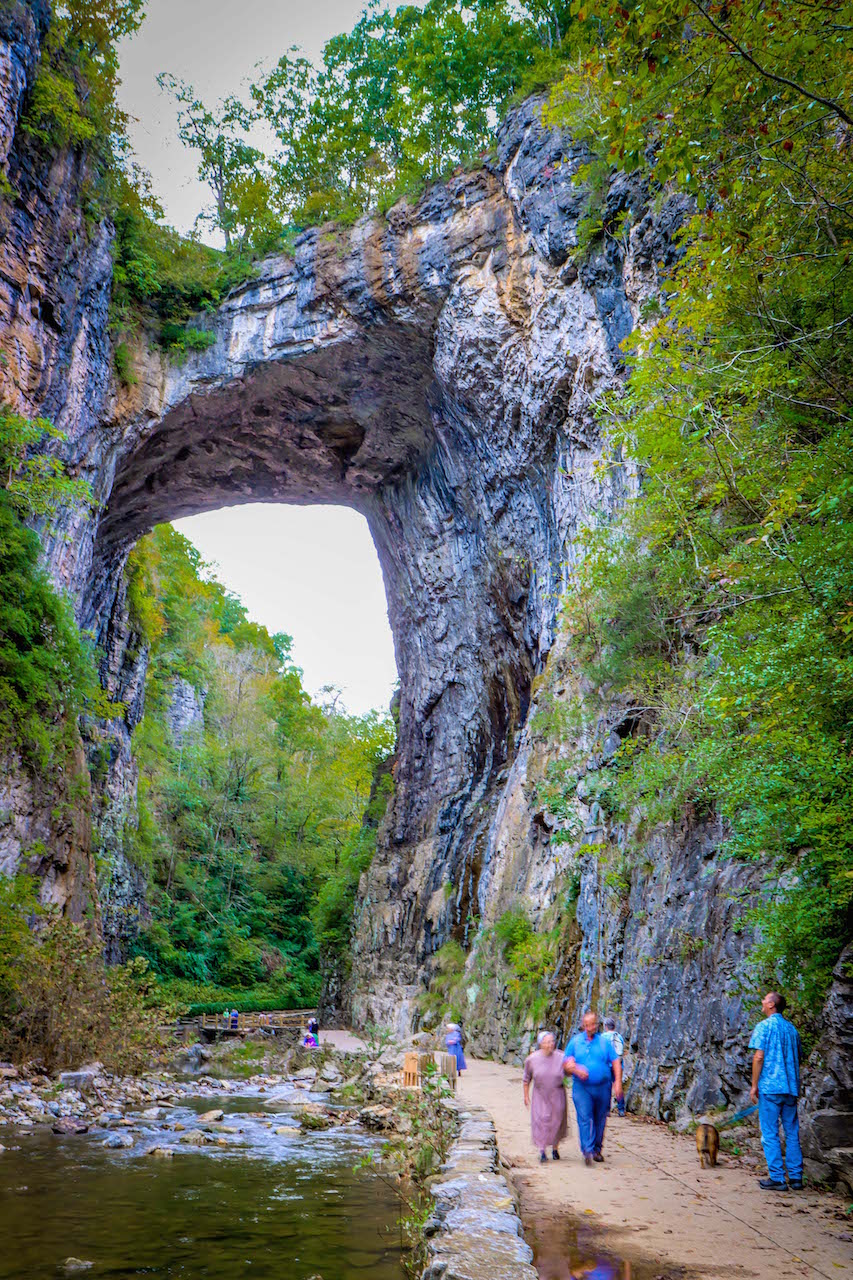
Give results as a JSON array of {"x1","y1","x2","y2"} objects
[{"x1": 459, "y1": 1056, "x2": 852, "y2": 1280}]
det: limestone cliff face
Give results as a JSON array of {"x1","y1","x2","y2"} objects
[
  {"x1": 1, "y1": 19, "x2": 849, "y2": 1180},
  {"x1": 0, "y1": 0, "x2": 106, "y2": 921}
]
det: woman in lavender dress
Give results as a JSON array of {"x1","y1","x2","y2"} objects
[{"x1": 523, "y1": 1032, "x2": 568, "y2": 1163}]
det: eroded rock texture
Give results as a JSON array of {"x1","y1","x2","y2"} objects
[{"x1": 1, "y1": 21, "x2": 849, "y2": 1175}]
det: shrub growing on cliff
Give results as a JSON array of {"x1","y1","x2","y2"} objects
[
  {"x1": 0, "y1": 409, "x2": 103, "y2": 768},
  {"x1": 21, "y1": 1, "x2": 144, "y2": 157}
]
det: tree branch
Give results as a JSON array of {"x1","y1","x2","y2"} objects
[{"x1": 686, "y1": 0, "x2": 853, "y2": 127}]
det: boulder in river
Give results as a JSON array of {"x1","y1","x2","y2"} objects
[
  {"x1": 358, "y1": 1106, "x2": 399, "y2": 1132},
  {"x1": 52, "y1": 1118, "x2": 88, "y2": 1135},
  {"x1": 146, "y1": 1146, "x2": 174, "y2": 1158},
  {"x1": 299, "y1": 1113, "x2": 331, "y2": 1132},
  {"x1": 180, "y1": 1130, "x2": 210, "y2": 1146},
  {"x1": 103, "y1": 1133, "x2": 134, "y2": 1149},
  {"x1": 198, "y1": 1108, "x2": 224, "y2": 1122}
]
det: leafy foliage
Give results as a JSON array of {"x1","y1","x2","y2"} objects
[
  {"x1": 0, "y1": 407, "x2": 103, "y2": 767},
  {"x1": 126, "y1": 526, "x2": 396, "y2": 1009},
  {"x1": 546, "y1": 0, "x2": 853, "y2": 1018},
  {"x1": 0, "y1": 875, "x2": 170, "y2": 1074},
  {"x1": 163, "y1": 1, "x2": 576, "y2": 234},
  {"x1": 20, "y1": 1, "x2": 144, "y2": 156}
]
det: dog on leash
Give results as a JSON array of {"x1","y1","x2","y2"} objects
[{"x1": 696, "y1": 1119, "x2": 720, "y2": 1168}]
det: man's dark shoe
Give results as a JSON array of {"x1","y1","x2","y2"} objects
[
  {"x1": 789, "y1": 1180, "x2": 804, "y2": 1190},
  {"x1": 552, "y1": 1150, "x2": 560, "y2": 1160},
  {"x1": 539, "y1": 1151, "x2": 547, "y2": 1163},
  {"x1": 593, "y1": 1152, "x2": 604, "y2": 1162},
  {"x1": 584, "y1": 1154, "x2": 593, "y2": 1166},
  {"x1": 758, "y1": 1178, "x2": 786, "y2": 1191}
]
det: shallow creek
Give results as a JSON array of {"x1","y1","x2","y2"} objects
[{"x1": 0, "y1": 1086, "x2": 407, "y2": 1279}]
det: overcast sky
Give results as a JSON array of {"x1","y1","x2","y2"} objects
[{"x1": 117, "y1": 2, "x2": 400, "y2": 716}]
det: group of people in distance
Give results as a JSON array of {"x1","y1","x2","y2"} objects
[
  {"x1": 524, "y1": 1011, "x2": 624, "y2": 1165},
  {"x1": 522, "y1": 993, "x2": 805, "y2": 1191}
]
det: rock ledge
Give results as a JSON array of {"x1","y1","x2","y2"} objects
[{"x1": 422, "y1": 1104, "x2": 536, "y2": 1280}]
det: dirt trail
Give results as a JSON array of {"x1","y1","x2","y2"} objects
[{"x1": 459, "y1": 1057, "x2": 852, "y2": 1280}]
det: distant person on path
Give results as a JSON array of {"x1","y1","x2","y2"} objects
[
  {"x1": 523, "y1": 1031, "x2": 569, "y2": 1163},
  {"x1": 445, "y1": 1022, "x2": 467, "y2": 1074},
  {"x1": 564, "y1": 1009, "x2": 623, "y2": 1166},
  {"x1": 749, "y1": 991, "x2": 804, "y2": 1190},
  {"x1": 602, "y1": 1017, "x2": 626, "y2": 1116},
  {"x1": 230, "y1": 1008, "x2": 239, "y2": 1030}
]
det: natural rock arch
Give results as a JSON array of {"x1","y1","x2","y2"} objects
[
  {"x1": 2, "y1": 49, "x2": 668, "y2": 1025},
  {"x1": 74, "y1": 105, "x2": 666, "y2": 1027}
]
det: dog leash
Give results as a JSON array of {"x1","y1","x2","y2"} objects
[{"x1": 713, "y1": 1103, "x2": 758, "y2": 1130}]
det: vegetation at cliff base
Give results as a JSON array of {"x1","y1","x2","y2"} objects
[
  {"x1": 0, "y1": 874, "x2": 168, "y2": 1073},
  {"x1": 123, "y1": 526, "x2": 395, "y2": 1012}
]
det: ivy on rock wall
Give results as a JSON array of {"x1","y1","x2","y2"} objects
[
  {"x1": 0, "y1": 406, "x2": 105, "y2": 770},
  {"x1": 125, "y1": 527, "x2": 396, "y2": 1012},
  {"x1": 541, "y1": 0, "x2": 853, "y2": 1020}
]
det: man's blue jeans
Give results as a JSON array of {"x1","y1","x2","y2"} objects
[
  {"x1": 572, "y1": 1080, "x2": 612, "y2": 1155},
  {"x1": 758, "y1": 1091, "x2": 803, "y2": 1183}
]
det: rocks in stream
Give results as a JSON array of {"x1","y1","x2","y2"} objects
[
  {"x1": 0, "y1": 1044, "x2": 395, "y2": 1159},
  {"x1": 103, "y1": 1133, "x2": 134, "y2": 1149},
  {"x1": 180, "y1": 1130, "x2": 211, "y2": 1147},
  {"x1": 52, "y1": 1118, "x2": 89, "y2": 1135}
]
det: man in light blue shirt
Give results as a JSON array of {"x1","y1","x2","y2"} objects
[
  {"x1": 564, "y1": 1010, "x2": 623, "y2": 1164},
  {"x1": 748, "y1": 991, "x2": 803, "y2": 1191}
]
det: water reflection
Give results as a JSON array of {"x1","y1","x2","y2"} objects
[{"x1": 531, "y1": 1214, "x2": 681, "y2": 1280}]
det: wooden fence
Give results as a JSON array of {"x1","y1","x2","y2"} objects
[
  {"x1": 403, "y1": 1050, "x2": 458, "y2": 1092},
  {"x1": 196, "y1": 1009, "x2": 316, "y2": 1040}
]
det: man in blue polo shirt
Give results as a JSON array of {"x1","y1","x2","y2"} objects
[
  {"x1": 564, "y1": 1009, "x2": 623, "y2": 1165},
  {"x1": 749, "y1": 991, "x2": 804, "y2": 1191}
]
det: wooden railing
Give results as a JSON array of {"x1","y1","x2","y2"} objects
[
  {"x1": 403, "y1": 1050, "x2": 458, "y2": 1092},
  {"x1": 198, "y1": 1009, "x2": 315, "y2": 1035}
]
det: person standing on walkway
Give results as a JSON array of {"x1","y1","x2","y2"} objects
[
  {"x1": 564, "y1": 1010, "x2": 623, "y2": 1166},
  {"x1": 523, "y1": 1031, "x2": 569, "y2": 1163},
  {"x1": 445, "y1": 1022, "x2": 467, "y2": 1074},
  {"x1": 602, "y1": 1017, "x2": 626, "y2": 1116},
  {"x1": 749, "y1": 991, "x2": 804, "y2": 1191}
]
